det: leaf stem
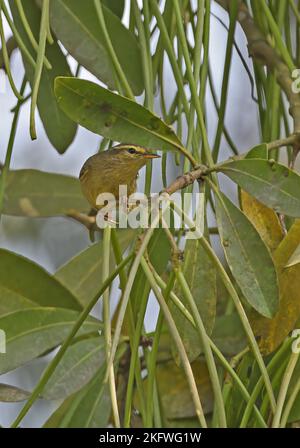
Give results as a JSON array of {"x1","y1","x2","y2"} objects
[
  {"x1": 260, "y1": 0, "x2": 295, "y2": 71},
  {"x1": 149, "y1": 263, "x2": 267, "y2": 427},
  {"x1": 145, "y1": 272, "x2": 176, "y2": 427},
  {"x1": 102, "y1": 226, "x2": 120, "y2": 427},
  {"x1": 0, "y1": 76, "x2": 27, "y2": 218},
  {"x1": 15, "y1": 0, "x2": 52, "y2": 69},
  {"x1": 272, "y1": 351, "x2": 300, "y2": 427},
  {"x1": 104, "y1": 223, "x2": 158, "y2": 381},
  {"x1": 170, "y1": 199, "x2": 276, "y2": 413},
  {"x1": 212, "y1": 0, "x2": 238, "y2": 161},
  {"x1": 10, "y1": 253, "x2": 134, "y2": 428},
  {"x1": 0, "y1": 7, "x2": 23, "y2": 99},
  {"x1": 175, "y1": 269, "x2": 227, "y2": 427},
  {"x1": 280, "y1": 368, "x2": 300, "y2": 427},
  {"x1": 1, "y1": 1, "x2": 36, "y2": 69},
  {"x1": 94, "y1": 0, "x2": 134, "y2": 100},
  {"x1": 140, "y1": 257, "x2": 207, "y2": 428},
  {"x1": 30, "y1": 0, "x2": 49, "y2": 140}
]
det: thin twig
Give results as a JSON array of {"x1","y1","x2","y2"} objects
[{"x1": 0, "y1": 36, "x2": 17, "y2": 70}]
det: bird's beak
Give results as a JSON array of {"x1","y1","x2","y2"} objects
[{"x1": 143, "y1": 152, "x2": 161, "y2": 159}]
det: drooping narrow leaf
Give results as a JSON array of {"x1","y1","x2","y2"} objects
[
  {"x1": 3, "y1": 169, "x2": 89, "y2": 217},
  {"x1": 43, "y1": 336, "x2": 106, "y2": 400},
  {"x1": 102, "y1": 0, "x2": 125, "y2": 18},
  {"x1": 134, "y1": 360, "x2": 213, "y2": 420},
  {"x1": 0, "y1": 249, "x2": 82, "y2": 310},
  {"x1": 43, "y1": 345, "x2": 126, "y2": 427},
  {"x1": 0, "y1": 384, "x2": 30, "y2": 402},
  {"x1": 54, "y1": 77, "x2": 184, "y2": 152},
  {"x1": 251, "y1": 219, "x2": 300, "y2": 354},
  {"x1": 9, "y1": 0, "x2": 77, "y2": 153},
  {"x1": 55, "y1": 229, "x2": 135, "y2": 307},
  {"x1": 226, "y1": 352, "x2": 259, "y2": 427},
  {"x1": 217, "y1": 159, "x2": 300, "y2": 217},
  {"x1": 170, "y1": 236, "x2": 216, "y2": 362},
  {"x1": 130, "y1": 229, "x2": 170, "y2": 315},
  {"x1": 211, "y1": 313, "x2": 247, "y2": 357},
  {"x1": 43, "y1": 367, "x2": 110, "y2": 428},
  {"x1": 39, "y1": 0, "x2": 143, "y2": 94},
  {"x1": 215, "y1": 191, "x2": 279, "y2": 318},
  {"x1": 0, "y1": 307, "x2": 101, "y2": 374}
]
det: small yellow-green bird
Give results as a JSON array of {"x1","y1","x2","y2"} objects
[{"x1": 79, "y1": 143, "x2": 160, "y2": 209}]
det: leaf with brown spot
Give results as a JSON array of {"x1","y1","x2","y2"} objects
[{"x1": 54, "y1": 77, "x2": 184, "y2": 153}]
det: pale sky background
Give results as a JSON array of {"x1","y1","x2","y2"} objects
[{"x1": 0, "y1": 0, "x2": 290, "y2": 427}]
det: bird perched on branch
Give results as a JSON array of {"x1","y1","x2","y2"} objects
[{"x1": 79, "y1": 143, "x2": 160, "y2": 209}]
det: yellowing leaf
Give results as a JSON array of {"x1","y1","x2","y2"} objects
[
  {"x1": 251, "y1": 219, "x2": 300, "y2": 354},
  {"x1": 285, "y1": 243, "x2": 300, "y2": 267},
  {"x1": 240, "y1": 191, "x2": 284, "y2": 252},
  {"x1": 134, "y1": 360, "x2": 213, "y2": 420}
]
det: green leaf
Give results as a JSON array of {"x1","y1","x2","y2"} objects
[
  {"x1": 54, "y1": 77, "x2": 184, "y2": 152},
  {"x1": 215, "y1": 192, "x2": 279, "y2": 318},
  {"x1": 43, "y1": 367, "x2": 110, "y2": 428},
  {"x1": 9, "y1": 0, "x2": 77, "y2": 153},
  {"x1": 217, "y1": 159, "x2": 300, "y2": 217},
  {"x1": 245, "y1": 143, "x2": 268, "y2": 159},
  {"x1": 288, "y1": 395, "x2": 300, "y2": 423},
  {"x1": 102, "y1": 0, "x2": 125, "y2": 19},
  {"x1": 130, "y1": 229, "x2": 171, "y2": 314},
  {"x1": 0, "y1": 286, "x2": 38, "y2": 317},
  {"x1": 0, "y1": 249, "x2": 82, "y2": 311},
  {"x1": 0, "y1": 307, "x2": 100, "y2": 374},
  {"x1": 170, "y1": 236, "x2": 217, "y2": 362},
  {"x1": 286, "y1": 357, "x2": 300, "y2": 423},
  {"x1": 226, "y1": 352, "x2": 258, "y2": 427},
  {"x1": 43, "y1": 336, "x2": 105, "y2": 400},
  {"x1": 0, "y1": 384, "x2": 30, "y2": 402},
  {"x1": 42, "y1": 0, "x2": 143, "y2": 95},
  {"x1": 3, "y1": 170, "x2": 89, "y2": 217},
  {"x1": 55, "y1": 230, "x2": 135, "y2": 306},
  {"x1": 212, "y1": 313, "x2": 247, "y2": 356}
]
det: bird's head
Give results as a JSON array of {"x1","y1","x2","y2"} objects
[{"x1": 112, "y1": 143, "x2": 161, "y2": 165}]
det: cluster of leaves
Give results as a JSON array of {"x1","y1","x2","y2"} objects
[{"x1": 1, "y1": 0, "x2": 300, "y2": 429}]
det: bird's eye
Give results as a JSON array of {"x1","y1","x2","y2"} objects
[{"x1": 128, "y1": 148, "x2": 136, "y2": 154}]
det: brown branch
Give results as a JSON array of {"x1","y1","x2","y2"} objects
[
  {"x1": 267, "y1": 135, "x2": 299, "y2": 151},
  {"x1": 216, "y1": 0, "x2": 300, "y2": 136},
  {"x1": 162, "y1": 164, "x2": 209, "y2": 195}
]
